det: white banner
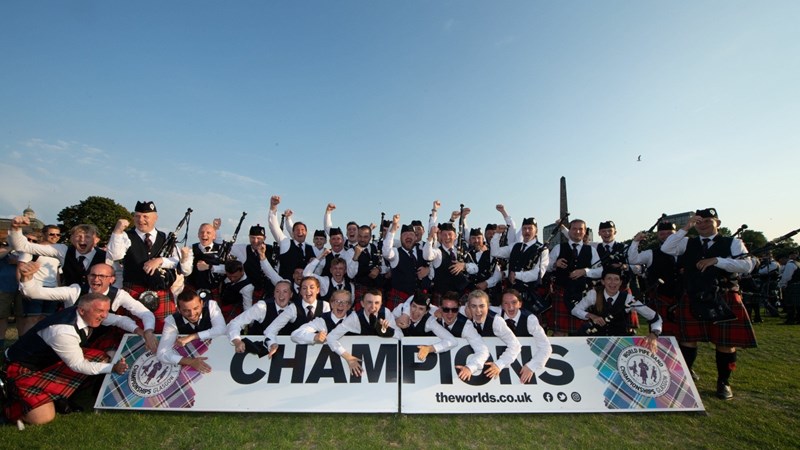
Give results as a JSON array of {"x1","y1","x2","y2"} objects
[
  {"x1": 95, "y1": 335, "x2": 399, "y2": 413},
  {"x1": 401, "y1": 336, "x2": 704, "y2": 413},
  {"x1": 95, "y1": 335, "x2": 703, "y2": 413}
]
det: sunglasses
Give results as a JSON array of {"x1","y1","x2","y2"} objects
[
  {"x1": 48, "y1": 233, "x2": 61, "y2": 237},
  {"x1": 27, "y1": 238, "x2": 38, "y2": 243},
  {"x1": 441, "y1": 307, "x2": 459, "y2": 313}
]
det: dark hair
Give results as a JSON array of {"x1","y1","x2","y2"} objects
[
  {"x1": 502, "y1": 288, "x2": 523, "y2": 303},
  {"x1": 225, "y1": 260, "x2": 243, "y2": 273},
  {"x1": 177, "y1": 288, "x2": 200, "y2": 304}
]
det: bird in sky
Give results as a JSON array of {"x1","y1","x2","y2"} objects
[{"x1": 636, "y1": 155, "x2": 642, "y2": 162}]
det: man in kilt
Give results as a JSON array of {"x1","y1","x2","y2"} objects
[
  {"x1": 661, "y1": 208, "x2": 757, "y2": 400},
  {"x1": 3, "y1": 293, "x2": 132, "y2": 425},
  {"x1": 107, "y1": 201, "x2": 182, "y2": 333},
  {"x1": 547, "y1": 219, "x2": 602, "y2": 336}
]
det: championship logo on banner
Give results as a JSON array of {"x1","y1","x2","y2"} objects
[
  {"x1": 588, "y1": 336, "x2": 701, "y2": 410},
  {"x1": 400, "y1": 336, "x2": 704, "y2": 414},
  {"x1": 95, "y1": 335, "x2": 400, "y2": 413},
  {"x1": 96, "y1": 335, "x2": 209, "y2": 409}
]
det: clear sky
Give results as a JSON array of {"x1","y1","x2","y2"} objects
[{"x1": 1, "y1": 1, "x2": 798, "y2": 242}]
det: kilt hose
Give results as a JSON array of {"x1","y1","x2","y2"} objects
[
  {"x1": 123, "y1": 283, "x2": 176, "y2": 333},
  {"x1": 3, "y1": 347, "x2": 107, "y2": 421},
  {"x1": 677, "y1": 290, "x2": 757, "y2": 348}
]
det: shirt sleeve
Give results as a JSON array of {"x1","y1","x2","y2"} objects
[
  {"x1": 425, "y1": 316, "x2": 457, "y2": 353},
  {"x1": 116, "y1": 291, "x2": 157, "y2": 331},
  {"x1": 290, "y1": 317, "x2": 327, "y2": 344},
  {"x1": 264, "y1": 304, "x2": 297, "y2": 343},
  {"x1": 227, "y1": 301, "x2": 267, "y2": 342},
  {"x1": 491, "y1": 316, "x2": 521, "y2": 370},
  {"x1": 459, "y1": 325, "x2": 490, "y2": 375},
  {"x1": 20, "y1": 280, "x2": 80, "y2": 306},
  {"x1": 626, "y1": 241, "x2": 653, "y2": 266},
  {"x1": 156, "y1": 316, "x2": 183, "y2": 365},
  {"x1": 660, "y1": 229, "x2": 688, "y2": 256},
  {"x1": 326, "y1": 313, "x2": 362, "y2": 356},
  {"x1": 42, "y1": 325, "x2": 114, "y2": 374},
  {"x1": 571, "y1": 290, "x2": 597, "y2": 320},
  {"x1": 524, "y1": 314, "x2": 552, "y2": 372},
  {"x1": 106, "y1": 232, "x2": 132, "y2": 261}
]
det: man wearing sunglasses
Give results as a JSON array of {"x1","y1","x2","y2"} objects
[{"x1": 435, "y1": 291, "x2": 490, "y2": 381}]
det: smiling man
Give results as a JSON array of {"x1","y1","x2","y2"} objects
[
  {"x1": 18, "y1": 262, "x2": 158, "y2": 354},
  {"x1": 156, "y1": 288, "x2": 227, "y2": 373},
  {"x1": 660, "y1": 208, "x2": 757, "y2": 400},
  {"x1": 3, "y1": 293, "x2": 133, "y2": 425},
  {"x1": 326, "y1": 288, "x2": 402, "y2": 376}
]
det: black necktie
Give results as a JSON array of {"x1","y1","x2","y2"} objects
[
  {"x1": 336, "y1": 283, "x2": 343, "y2": 291},
  {"x1": 144, "y1": 233, "x2": 153, "y2": 252},
  {"x1": 77, "y1": 255, "x2": 86, "y2": 269},
  {"x1": 306, "y1": 305, "x2": 314, "y2": 321},
  {"x1": 369, "y1": 314, "x2": 377, "y2": 328},
  {"x1": 277, "y1": 309, "x2": 284, "y2": 315},
  {"x1": 474, "y1": 322, "x2": 482, "y2": 334},
  {"x1": 572, "y1": 243, "x2": 579, "y2": 258},
  {"x1": 606, "y1": 297, "x2": 615, "y2": 309},
  {"x1": 505, "y1": 318, "x2": 516, "y2": 330},
  {"x1": 702, "y1": 238, "x2": 711, "y2": 251},
  {"x1": 79, "y1": 327, "x2": 92, "y2": 343},
  {"x1": 521, "y1": 243, "x2": 527, "y2": 252},
  {"x1": 605, "y1": 245, "x2": 611, "y2": 254},
  {"x1": 409, "y1": 249, "x2": 417, "y2": 265},
  {"x1": 205, "y1": 246, "x2": 212, "y2": 252},
  {"x1": 450, "y1": 248, "x2": 457, "y2": 260}
]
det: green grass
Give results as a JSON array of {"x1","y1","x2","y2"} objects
[{"x1": 3, "y1": 317, "x2": 799, "y2": 449}]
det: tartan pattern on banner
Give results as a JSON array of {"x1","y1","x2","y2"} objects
[
  {"x1": 4, "y1": 348, "x2": 107, "y2": 420},
  {"x1": 123, "y1": 283, "x2": 176, "y2": 333},
  {"x1": 677, "y1": 291, "x2": 758, "y2": 347},
  {"x1": 98, "y1": 335, "x2": 207, "y2": 409},
  {"x1": 587, "y1": 336, "x2": 701, "y2": 410}
]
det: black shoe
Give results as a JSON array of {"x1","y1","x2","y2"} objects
[
  {"x1": 716, "y1": 383, "x2": 733, "y2": 400},
  {"x1": 690, "y1": 369, "x2": 700, "y2": 382},
  {"x1": 53, "y1": 398, "x2": 84, "y2": 414}
]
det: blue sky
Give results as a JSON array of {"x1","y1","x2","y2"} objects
[{"x1": 1, "y1": 1, "x2": 798, "y2": 242}]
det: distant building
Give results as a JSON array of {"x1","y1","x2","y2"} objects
[{"x1": 0, "y1": 205, "x2": 45, "y2": 243}]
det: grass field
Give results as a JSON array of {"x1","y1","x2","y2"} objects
[{"x1": 2, "y1": 316, "x2": 799, "y2": 449}]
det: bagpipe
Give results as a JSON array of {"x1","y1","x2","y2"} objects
[{"x1": 140, "y1": 208, "x2": 192, "y2": 310}]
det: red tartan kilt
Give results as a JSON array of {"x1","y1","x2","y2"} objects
[
  {"x1": 649, "y1": 293, "x2": 680, "y2": 337},
  {"x1": 551, "y1": 287, "x2": 583, "y2": 335},
  {"x1": 386, "y1": 288, "x2": 410, "y2": 311},
  {"x1": 218, "y1": 302, "x2": 243, "y2": 323},
  {"x1": 3, "y1": 348, "x2": 107, "y2": 421},
  {"x1": 252, "y1": 288, "x2": 266, "y2": 302},
  {"x1": 678, "y1": 291, "x2": 757, "y2": 348},
  {"x1": 123, "y1": 284, "x2": 176, "y2": 333}
]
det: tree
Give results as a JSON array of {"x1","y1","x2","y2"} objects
[
  {"x1": 57, "y1": 196, "x2": 132, "y2": 244},
  {"x1": 740, "y1": 230, "x2": 768, "y2": 254}
]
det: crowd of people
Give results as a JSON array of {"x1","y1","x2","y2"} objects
[{"x1": 1, "y1": 196, "x2": 798, "y2": 427}]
